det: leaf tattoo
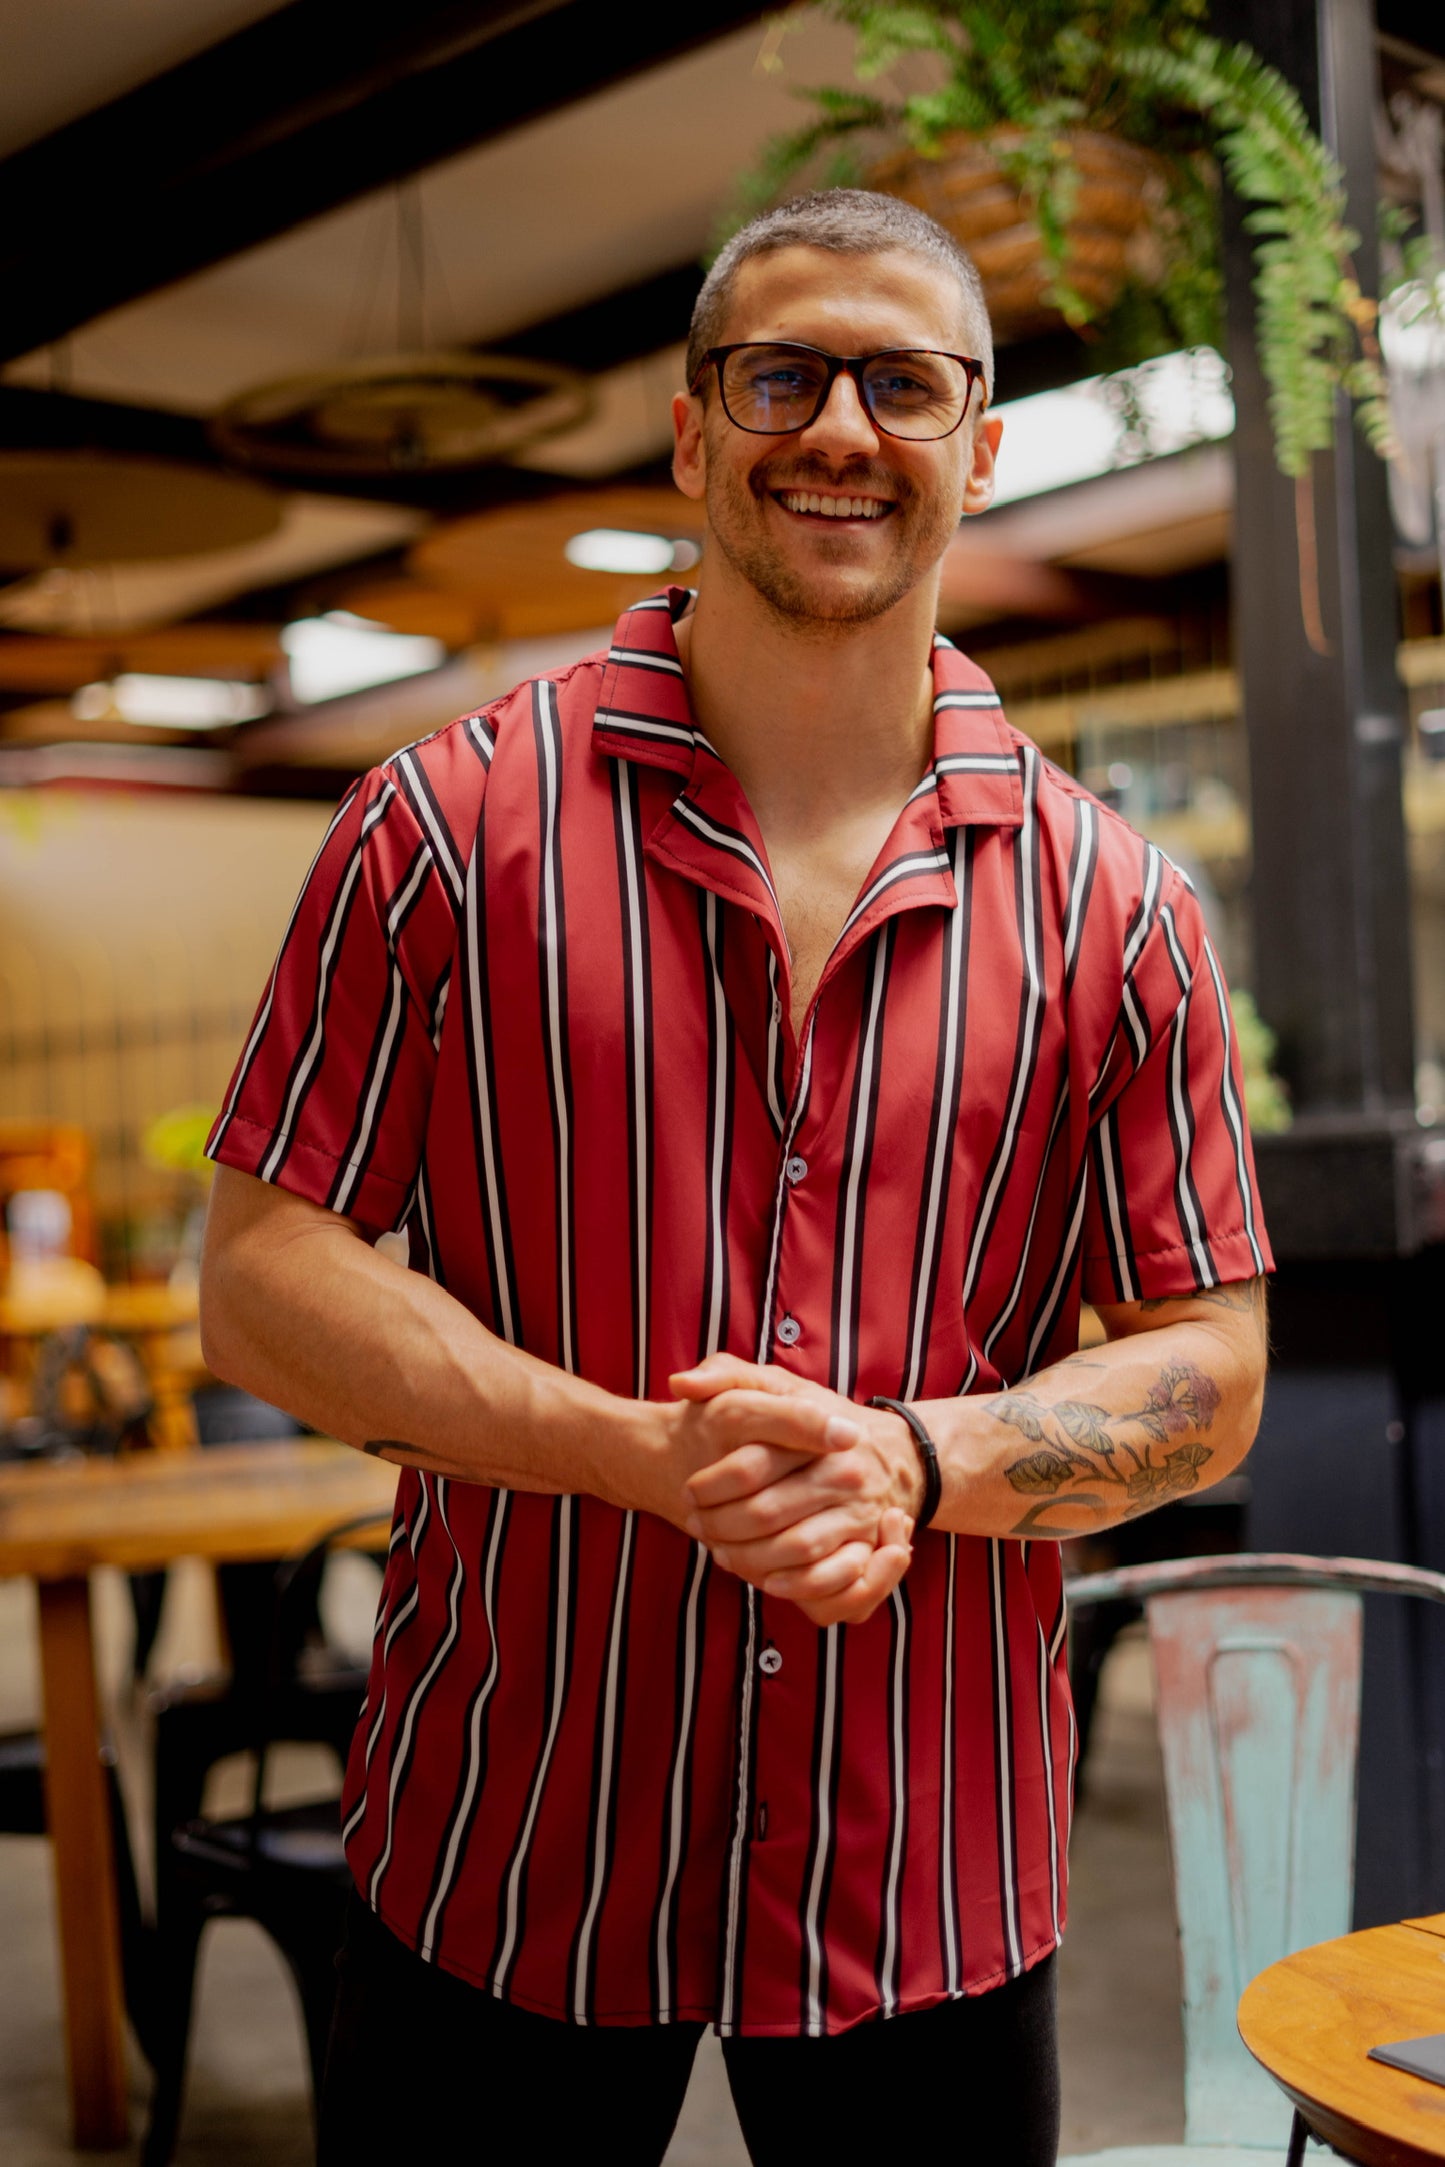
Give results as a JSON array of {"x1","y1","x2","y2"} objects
[{"x1": 985, "y1": 1361, "x2": 1221, "y2": 1534}]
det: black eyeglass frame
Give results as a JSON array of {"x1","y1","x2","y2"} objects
[{"x1": 691, "y1": 341, "x2": 988, "y2": 440}]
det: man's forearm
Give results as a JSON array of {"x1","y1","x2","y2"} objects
[
  {"x1": 201, "y1": 1182, "x2": 639, "y2": 1503},
  {"x1": 917, "y1": 1285, "x2": 1267, "y2": 1541}
]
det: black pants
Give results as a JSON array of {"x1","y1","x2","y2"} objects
[{"x1": 319, "y1": 1893, "x2": 1060, "y2": 2165}]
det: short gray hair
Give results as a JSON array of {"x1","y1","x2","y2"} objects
[{"x1": 687, "y1": 189, "x2": 994, "y2": 399}]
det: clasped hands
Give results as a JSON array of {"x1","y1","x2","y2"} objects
[{"x1": 665, "y1": 1353, "x2": 921, "y2": 1627}]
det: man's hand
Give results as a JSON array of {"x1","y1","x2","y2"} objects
[{"x1": 670, "y1": 1355, "x2": 919, "y2": 1627}]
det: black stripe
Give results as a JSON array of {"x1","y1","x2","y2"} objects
[
  {"x1": 393, "y1": 751, "x2": 464, "y2": 900},
  {"x1": 696, "y1": 894, "x2": 735, "y2": 1362},
  {"x1": 569, "y1": 1516, "x2": 638, "y2": 2021},
  {"x1": 720, "y1": 1589, "x2": 764, "y2": 2031},
  {"x1": 1063, "y1": 801, "x2": 1099, "y2": 994},
  {"x1": 369, "y1": 1478, "x2": 467, "y2": 1908},
  {"x1": 989, "y1": 1543, "x2": 1023, "y2": 1973},
  {"x1": 872, "y1": 1579, "x2": 913, "y2": 2011}
]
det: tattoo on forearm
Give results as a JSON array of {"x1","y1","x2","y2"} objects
[
  {"x1": 364, "y1": 1438, "x2": 426, "y2": 1466},
  {"x1": 1139, "y1": 1276, "x2": 1268, "y2": 1324},
  {"x1": 988, "y1": 1362, "x2": 1222, "y2": 1535}
]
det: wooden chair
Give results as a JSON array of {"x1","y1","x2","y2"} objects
[{"x1": 1060, "y1": 1553, "x2": 1445, "y2": 2167}]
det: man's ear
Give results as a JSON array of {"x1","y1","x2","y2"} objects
[
  {"x1": 962, "y1": 412, "x2": 1004, "y2": 517},
  {"x1": 672, "y1": 389, "x2": 707, "y2": 502}
]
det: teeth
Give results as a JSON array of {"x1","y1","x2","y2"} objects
[{"x1": 779, "y1": 492, "x2": 888, "y2": 519}]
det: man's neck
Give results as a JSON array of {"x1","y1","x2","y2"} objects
[{"x1": 673, "y1": 565, "x2": 939, "y2": 847}]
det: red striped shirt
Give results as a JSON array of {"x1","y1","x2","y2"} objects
[{"x1": 209, "y1": 587, "x2": 1271, "y2": 2035}]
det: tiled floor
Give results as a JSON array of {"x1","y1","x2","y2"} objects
[{"x1": 0, "y1": 1566, "x2": 1186, "y2": 2163}]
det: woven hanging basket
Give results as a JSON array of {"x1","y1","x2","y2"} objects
[{"x1": 869, "y1": 127, "x2": 1169, "y2": 340}]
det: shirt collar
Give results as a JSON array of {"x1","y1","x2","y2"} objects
[{"x1": 594, "y1": 590, "x2": 1023, "y2": 833}]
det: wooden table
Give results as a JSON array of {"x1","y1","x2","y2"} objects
[
  {"x1": 0, "y1": 1277, "x2": 207, "y2": 1449},
  {"x1": 1238, "y1": 1914, "x2": 1445, "y2": 2164},
  {"x1": 0, "y1": 1440, "x2": 397, "y2": 2149}
]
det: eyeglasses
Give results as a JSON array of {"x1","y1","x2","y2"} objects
[{"x1": 691, "y1": 341, "x2": 987, "y2": 442}]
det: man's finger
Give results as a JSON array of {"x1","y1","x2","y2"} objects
[
  {"x1": 669, "y1": 1353, "x2": 780, "y2": 1401},
  {"x1": 792, "y1": 1539, "x2": 913, "y2": 1626},
  {"x1": 687, "y1": 1388, "x2": 860, "y2": 1463}
]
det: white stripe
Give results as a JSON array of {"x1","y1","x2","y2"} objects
[
  {"x1": 332, "y1": 848, "x2": 433, "y2": 1213},
  {"x1": 396, "y1": 749, "x2": 464, "y2": 904},
  {"x1": 367, "y1": 1477, "x2": 465, "y2": 1904},
  {"x1": 1023, "y1": 1168, "x2": 1090, "y2": 1375},
  {"x1": 803, "y1": 1626, "x2": 841, "y2": 2035},
  {"x1": 755, "y1": 1025, "x2": 815, "y2": 1360},
  {"x1": 940, "y1": 1536, "x2": 960, "y2": 1991},
  {"x1": 1160, "y1": 905, "x2": 1212, "y2": 1281},
  {"x1": 981, "y1": 1081, "x2": 1070, "y2": 1363},
  {"x1": 538, "y1": 682, "x2": 576, "y2": 1375},
  {"x1": 674, "y1": 799, "x2": 779, "y2": 909},
  {"x1": 838, "y1": 848, "x2": 951, "y2": 943},
  {"x1": 494, "y1": 1495, "x2": 575, "y2": 1992},
  {"x1": 418, "y1": 1491, "x2": 511, "y2": 1954},
  {"x1": 1036, "y1": 1611, "x2": 1061, "y2": 1940},
  {"x1": 702, "y1": 894, "x2": 729, "y2": 1359},
  {"x1": 764, "y1": 949, "x2": 786, "y2": 1134},
  {"x1": 258, "y1": 787, "x2": 394, "y2": 1184},
  {"x1": 595, "y1": 709, "x2": 696, "y2": 748},
  {"x1": 933, "y1": 690, "x2": 1002, "y2": 709},
  {"x1": 933, "y1": 753, "x2": 1017, "y2": 775},
  {"x1": 720, "y1": 1593, "x2": 759, "y2": 2035},
  {"x1": 903, "y1": 832, "x2": 967, "y2": 1398},
  {"x1": 607, "y1": 645, "x2": 685, "y2": 676},
  {"x1": 1122, "y1": 846, "x2": 1163, "y2": 977},
  {"x1": 991, "y1": 1540, "x2": 1024, "y2": 1972},
  {"x1": 430, "y1": 968, "x2": 451, "y2": 1051},
  {"x1": 571, "y1": 1510, "x2": 637, "y2": 2021},
  {"x1": 1203, "y1": 940, "x2": 1266, "y2": 1274},
  {"x1": 654, "y1": 1542, "x2": 709, "y2": 2018},
  {"x1": 465, "y1": 713, "x2": 495, "y2": 765},
  {"x1": 617, "y1": 763, "x2": 651, "y2": 1397},
  {"x1": 1096, "y1": 1111, "x2": 1138, "y2": 1302},
  {"x1": 879, "y1": 1587, "x2": 909, "y2": 2015},
  {"x1": 1062, "y1": 801, "x2": 1097, "y2": 979}
]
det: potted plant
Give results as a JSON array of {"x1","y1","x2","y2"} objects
[{"x1": 729, "y1": 0, "x2": 1393, "y2": 480}]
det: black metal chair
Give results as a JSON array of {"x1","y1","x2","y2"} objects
[
  {"x1": 141, "y1": 1510, "x2": 388, "y2": 2167},
  {"x1": 0, "y1": 1727, "x2": 157, "y2": 2065}
]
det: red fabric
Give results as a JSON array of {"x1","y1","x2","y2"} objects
[{"x1": 209, "y1": 588, "x2": 1271, "y2": 2035}]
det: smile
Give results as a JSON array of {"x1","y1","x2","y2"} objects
[{"x1": 774, "y1": 491, "x2": 893, "y2": 521}]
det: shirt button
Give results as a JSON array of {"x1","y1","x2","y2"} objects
[
  {"x1": 776, "y1": 1314, "x2": 801, "y2": 1347},
  {"x1": 759, "y1": 1647, "x2": 783, "y2": 1676},
  {"x1": 785, "y1": 1156, "x2": 808, "y2": 1185}
]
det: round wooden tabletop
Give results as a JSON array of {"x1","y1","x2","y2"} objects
[{"x1": 1238, "y1": 1915, "x2": 1445, "y2": 2165}]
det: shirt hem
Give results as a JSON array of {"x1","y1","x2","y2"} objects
[{"x1": 363, "y1": 1882, "x2": 1060, "y2": 2035}]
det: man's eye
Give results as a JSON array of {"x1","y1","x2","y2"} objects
[
  {"x1": 872, "y1": 372, "x2": 932, "y2": 400},
  {"x1": 753, "y1": 370, "x2": 811, "y2": 394}
]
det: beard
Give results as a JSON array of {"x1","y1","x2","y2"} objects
[{"x1": 702, "y1": 444, "x2": 959, "y2": 633}]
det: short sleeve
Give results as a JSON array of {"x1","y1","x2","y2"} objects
[
  {"x1": 207, "y1": 766, "x2": 460, "y2": 1236},
  {"x1": 1081, "y1": 872, "x2": 1273, "y2": 1304}
]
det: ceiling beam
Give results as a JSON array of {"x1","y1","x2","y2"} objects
[{"x1": 0, "y1": 0, "x2": 769, "y2": 366}]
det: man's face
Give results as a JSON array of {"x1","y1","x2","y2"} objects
[{"x1": 673, "y1": 246, "x2": 1000, "y2": 629}]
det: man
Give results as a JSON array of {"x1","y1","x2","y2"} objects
[{"x1": 202, "y1": 190, "x2": 1270, "y2": 2164}]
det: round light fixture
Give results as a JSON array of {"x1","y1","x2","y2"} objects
[
  {"x1": 564, "y1": 529, "x2": 701, "y2": 574},
  {"x1": 211, "y1": 351, "x2": 596, "y2": 478},
  {"x1": 0, "y1": 453, "x2": 281, "y2": 569}
]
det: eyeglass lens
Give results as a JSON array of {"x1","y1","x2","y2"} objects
[{"x1": 719, "y1": 345, "x2": 973, "y2": 440}]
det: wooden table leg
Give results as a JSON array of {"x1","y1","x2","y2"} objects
[{"x1": 36, "y1": 1576, "x2": 129, "y2": 2149}]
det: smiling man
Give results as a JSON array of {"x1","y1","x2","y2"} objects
[{"x1": 201, "y1": 191, "x2": 1271, "y2": 2165}]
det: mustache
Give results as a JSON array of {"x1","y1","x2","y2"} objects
[{"x1": 748, "y1": 458, "x2": 908, "y2": 503}]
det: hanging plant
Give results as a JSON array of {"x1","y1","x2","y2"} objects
[{"x1": 726, "y1": 1, "x2": 1395, "y2": 481}]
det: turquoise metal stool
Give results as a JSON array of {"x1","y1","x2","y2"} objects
[{"x1": 1060, "y1": 1553, "x2": 1445, "y2": 2166}]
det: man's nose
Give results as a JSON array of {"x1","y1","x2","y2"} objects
[{"x1": 796, "y1": 367, "x2": 880, "y2": 458}]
